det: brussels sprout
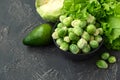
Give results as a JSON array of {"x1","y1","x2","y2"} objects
[
  {"x1": 80, "y1": 20, "x2": 87, "y2": 28},
  {"x1": 55, "y1": 28, "x2": 60, "y2": 32},
  {"x1": 56, "y1": 38, "x2": 63, "y2": 46},
  {"x1": 108, "y1": 56, "x2": 116, "y2": 64},
  {"x1": 59, "y1": 15, "x2": 66, "y2": 22},
  {"x1": 69, "y1": 44, "x2": 80, "y2": 54},
  {"x1": 96, "y1": 60, "x2": 108, "y2": 69},
  {"x1": 64, "y1": 36, "x2": 70, "y2": 43},
  {"x1": 87, "y1": 24, "x2": 96, "y2": 34},
  {"x1": 77, "y1": 38, "x2": 87, "y2": 49},
  {"x1": 60, "y1": 42, "x2": 69, "y2": 51},
  {"x1": 94, "y1": 29, "x2": 100, "y2": 36},
  {"x1": 82, "y1": 31, "x2": 90, "y2": 41},
  {"x1": 71, "y1": 19, "x2": 82, "y2": 27},
  {"x1": 101, "y1": 52, "x2": 110, "y2": 60},
  {"x1": 73, "y1": 27, "x2": 83, "y2": 36},
  {"x1": 71, "y1": 19, "x2": 87, "y2": 28},
  {"x1": 90, "y1": 40, "x2": 99, "y2": 49},
  {"x1": 68, "y1": 28, "x2": 73, "y2": 33},
  {"x1": 82, "y1": 44, "x2": 91, "y2": 54},
  {"x1": 95, "y1": 35, "x2": 103, "y2": 43},
  {"x1": 68, "y1": 32, "x2": 79, "y2": 41},
  {"x1": 90, "y1": 36, "x2": 94, "y2": 41},
  {"x1": 57, "y1": 23, "x2": 64, "y2": 28},
  {"x1": 62, "y1": 17, "x2": 73, "y2": 26},
  {"x1": 87, "y1": 14, "x2": 96, "y2": 24},
  {"x1": 35, "y1": 0, "x2": 64, "y2": 22},
  {"x1": 52, "y1": 31, "x2": 59, "y2": 39},
  {"x1": 58, "y1": 27, "x2": 67, "y2": 37},
  {"x1": 98, "y1": 28, "x2": 103, "y2": 35}
]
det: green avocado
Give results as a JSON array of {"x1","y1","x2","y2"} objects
[{"x1": 23, "y1": 23, "x2": 52, "y2": 46}]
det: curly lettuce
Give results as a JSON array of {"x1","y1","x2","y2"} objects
[{"x1": 102, "y1": 16, "x2": 120, "y2": 50}]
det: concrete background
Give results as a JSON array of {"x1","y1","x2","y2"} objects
[{"x1": 0, "y1": 0, "x2": 120, "y2": 80}]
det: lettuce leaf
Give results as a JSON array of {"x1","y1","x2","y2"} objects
[
  {"x1": 62, "y1": 0, "x2": 88, "y2": 19},
  {"x1": 105, "y1": 38, "x2": 120, "y2": 50},
  {"x1": 86, "y1": 0, "x2": 120, "y2": 19},
  {"x1": 102, "y1": 16, "x2": 120, "y2": 50}
]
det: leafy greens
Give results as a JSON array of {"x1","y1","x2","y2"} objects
[{"x1": 62, "y1": 0, "x2": 120, "y2": 50}]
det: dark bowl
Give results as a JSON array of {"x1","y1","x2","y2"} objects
[
  {"x1": 52, "y1": 23, "x2": 104, "y2": 61},
  {"x1": 53, "y1": 39, "x2": 104, "y2": 61}
]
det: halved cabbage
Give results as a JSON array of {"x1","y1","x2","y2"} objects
[{"x1": 35, "y1": 0, "x2": 64, "y2": 22}]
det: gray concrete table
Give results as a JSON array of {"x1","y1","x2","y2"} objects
[{"x1": 0, "y1": 0, "x2": 120, "y2": 80}]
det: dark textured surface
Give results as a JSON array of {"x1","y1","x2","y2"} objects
[{"x1": 0, "y1": 0, "x2": 120, "y2": 80}]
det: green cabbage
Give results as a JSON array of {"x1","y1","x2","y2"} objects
[{"x1": 35, "y1": 0, "x2": 64, "y2": 22}]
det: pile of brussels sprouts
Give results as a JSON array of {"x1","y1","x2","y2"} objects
[
  {"x1": 96, "y1": 52, "x2": 116, "y2": 69},
  {"x1": 52, "y1": 14, "x2": 103, "y2": 54}
]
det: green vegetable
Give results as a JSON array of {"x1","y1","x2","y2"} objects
[
  {"x1": 55, "y1": 28, "x2": 60, "y2": 32},
  {"x1": 68, "y1": 32, "x2": 79, "y2": 41},
  {"x1": 61, "y1": 0, "x2": 120, "y2": 50},
  {"x1": 82, "y1": 44, "x2": 91, "y2": 54},
  {"x1": 101, "y1": 52, "x2": 110, "y2": 60},
  {"x1": 57, "y1": 23, "x2": 64, "y2": 28},
  {"x1": 62, "y1": 0, "x2": 88, "y2": 19},
  {"x1": 82, "y1": 31, "x2": 90, "y2": 41},
  {"x1": 69, "y1": 44, "x2": 80, "y2": 54},
  {"x1": 96, "y1": 60, "x2": 108, "y2": 69},
  {"x1": 108, "y1": 56, "x2": 117, "y2": 64},
  {"x1": 86, "y1": 0, "x2": 120, "y2": 50},
  {"x1": 95, "y1": 35, "x2": 103, "y2": 43},
  {"x1": 94, "y1": 29, "x2": 100, "y2": 36},
  {"x1": 56, "y1": 38, "x2": 63, "y2": 46},
  {"x1": 80, "y1": 20, "x2": 87, "y2": 28},
  {"x1": 96, "y1": 52, "x2": 117, "y2": 69},
  {"x1": 60, "y1": 42, "x2": 69, "y2": 51},
  {"x1": 77, "y1": 38, "x2": 87, "y2": 49},
  {"x1": 90, "y1": 36, "x2": 94, "y2": 41},
  {"x1": 86, "y1": 0, "x2": 120, "y2": 19},
  {"x1": 59, "y1": 15, "x2": 66, "y2": 22},
  {"x1": 23, "y1": 23, "x2": 52, "y2": 46},
  {"x1": 73, "y1": 27, "x2": 83, "y2": 36},
  {"x1": 62, "y1": 17, "x2": 73, "y2": 26},
  {"x1": 52, "y1": 31, "x2": 59, "y2": 39},
  {"x1": 64, "y1": 36, "x2": 70, "y2": 43},
  {"x1": 68, "y1": 28, "x2": 73, "y2": 33},
  {"x1": 87, "y1": 24, "x2": 96, "y2": 34},
  {"x1": 58, "y1": 27, "x2": 67, "y2": 38},
  {"x1": 97, "y1": 28, "x2": 103, "y2": 35},
  {"x1": 87, "y1": 14, "x2": 96, "y2": 24},
  {"x1": 35, "y1": 0, "x2": 64, "y2": 22},
  {"x1": 102, "y1": 16, "x2": 120, "y2": 50},
  {"x1": 71, "y1": 19, "x2": 82, "y2": 27},
  {"x1": 90, "y1": 40, "x2": 99, "y2": 49}
]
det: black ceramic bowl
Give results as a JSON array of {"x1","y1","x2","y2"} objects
[
  {"x1": 53, "y1": 39, "x2": 104, "y2": 61},
  {"x1": 52, "y1": 23, "x2": 104, "y2": 61}
]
